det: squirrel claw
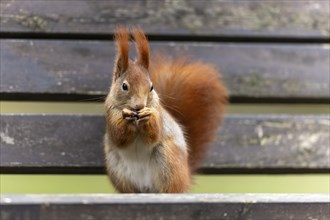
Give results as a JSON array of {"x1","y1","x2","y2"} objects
[
  {"x1": 124, "y1": 116, "x2": 137, "y2": 122},
  {"x1": 122, "y1": 108, "x2": 139, "y2": 122},
  {"x1": 137, "y1": 108, "x2": 152, "y2": 119},
  {"x1": 137, "y1": 116, "x2": 150, "y2": 123},
  {"x1": 122, "y1": 108, "x2": 136, "y2": 117}
]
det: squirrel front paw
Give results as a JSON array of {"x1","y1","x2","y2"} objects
[
  {"x1": 122, "y1": 108, "x2": 138, "y2": 122},
  {"x1": 122, "y1": 107, "x2": 155, "y2": 127},
  {"x1": 136, "y1": 107, "x2": 161, "y2": 144},
  {"x1": 137, "y1": 107, "x2": 152, "y2": 122}
]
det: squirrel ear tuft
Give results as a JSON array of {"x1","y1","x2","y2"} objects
[
  {"x1": 114, "y1": 26, "x2": 130, "y2": 80},
  {"x1": 132, "y1": 27, "x2": 150, "y2": 69}
]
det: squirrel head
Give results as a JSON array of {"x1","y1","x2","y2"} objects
[{"x1": 109, "y1": 27, "x2": 155, "y2": 111}]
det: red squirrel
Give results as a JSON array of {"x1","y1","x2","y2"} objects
[{"x1": 104, "y1": 27, "x2": 227, "y2": 193}]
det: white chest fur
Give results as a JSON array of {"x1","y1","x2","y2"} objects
[{"x1": 109, "y1": 137, "x2": 160, "y2": 192}]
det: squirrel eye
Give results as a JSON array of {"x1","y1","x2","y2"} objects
[
  {"x1": 150, "y1": 85, "x2": 153, "y2": 92},
  {"x1": 122, "y1": 83, "x2": 128, "y2": 91}
]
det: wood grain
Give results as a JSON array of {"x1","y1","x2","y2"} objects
[
  {"x1": 1, "y1": 114, "x2": 329, "y2": 174},
  {"x1": 1, "y1": 194, "x2": 329, "y2": 220},
  {"x1": 1, "y1": 0, "x2": 329, "y2": 38},
  {"x1": 1, "y1": 40, "x2": 329, "y2": 102}
]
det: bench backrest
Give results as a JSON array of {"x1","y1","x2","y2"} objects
[
  {"x1": 0, "y1": 1, "x2": 329, "y2": 219},
  {"x1": 1, "y1": 0, "x2": 329, "y2": 175}
]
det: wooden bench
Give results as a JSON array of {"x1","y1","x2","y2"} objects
[{"x1": 1, "y1": 1, "x2": 329, "y2": 219}]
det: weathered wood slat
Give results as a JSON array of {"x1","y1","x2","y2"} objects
[
  {"x1": 1, "y1": 114, "x2": 329, "y2": 174},
  {"x1": 1, "y1": 40, "x2": 329, "y2": 102},
  {"x1": 1, "y1": 194, "x2": 329, "y2": 220},
  {"x1": 1, "y1": 0, "x2": 329, "y2": 38}
]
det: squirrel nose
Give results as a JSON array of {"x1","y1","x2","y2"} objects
[{"x1": 132, "y1": 104, "x2": 145, "y2": 111}]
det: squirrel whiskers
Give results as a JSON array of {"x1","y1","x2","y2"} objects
[{"x1": 104, "y1": 27, "x2": 227, "y2": 193}]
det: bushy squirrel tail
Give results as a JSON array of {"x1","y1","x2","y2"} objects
[{"x1": 150, "y1": 54, "x2": 228, "y2": 171}]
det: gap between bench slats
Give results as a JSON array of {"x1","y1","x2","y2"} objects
[
  {"x1": 1, "y1": 194, "x2": 329, "y2": 220},
  {"x1": 0, "y1": 114, "x2": 329, "y2": 174},
  {"x1": 1, "y1": 40, "x2": 329, "y2": 103}
]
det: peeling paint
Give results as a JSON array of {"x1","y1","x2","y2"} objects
[
  {"x1": 299, "y1": 133, "x2": 321, "y2": 150},
  {"x1": 262, "y1": 121, "x2": 292, "y2": 129},
  {"x1": 255, "y1": 125, "x2": 263, "y2": 139},
  {"x1": 10, "y1": 162, "x2": 22, "y2": 165},
  {"x1": 0, "y1": 132, "x2": 15, "y2": 145},
  {"x1": 9, "y1": 14, "x2": 48, "y2": 31},
  {"x1": 262, "y1": 135, "x2": 281, "y2": 146}
]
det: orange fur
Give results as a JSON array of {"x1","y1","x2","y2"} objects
[
  {"x1": 138, "y1": 108, "x2": 162, "y2": 145},
  {"x1": 132, "y1": 27, "x2": 150, "y2": 69},
  {"x1": 150, "y1": 137, "x2": 191, "y2": 193},
  {"x1": 150, "y1": 55, "x2": 228, "y2": 171},
  {"x1": 165, "y1": 142, "x2": 191, "y2": 193},
  {"x1": 106, "y1": 109, "x2": 137, "y2": 148},
  {"x1": 114, "y1": 26, "x2": 130, "y2": 80}
]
